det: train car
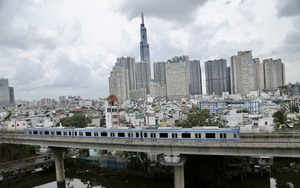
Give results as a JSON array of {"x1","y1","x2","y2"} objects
[
  {"x1": 73, "y1": 127, "x2": 142, "y2": 141},
  {"x1": 142, "y1": 127, "x2": 240, "y2": 142},
  {"x1": 23, "y1": 126, "x2": 240, "y2": 142},
  {"x1": 24, "y1": 127, "x2": 74, "y2": 138}
]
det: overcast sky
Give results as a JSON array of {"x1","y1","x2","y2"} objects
[{"x1": 0, "y1": 0, "x2": 299, "y2": 101}]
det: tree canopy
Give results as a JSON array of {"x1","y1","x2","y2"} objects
[
  {"x1": 59, "y1": 113, "x2": 92, "y2": 128},
  {"x1": 272, "y1": 108, "x2": 288, "y2": 129},
  {"x1": 176, "y1": 107, "x2": 227, "y2": 128}
]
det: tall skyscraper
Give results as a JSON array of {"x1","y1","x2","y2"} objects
[
  {"x1": 261, "y1": 59, "x2": 285, "y2": 90},
  {"x1": 253, "y1": 58, "x2": 263, "y2": 92},
  {"x1": 166, "y1": 56, "x2": 190, "y2": 99},
  {"x1": 140, "y1": 13, "x2": 150, "y2": 62},
  {"x1": 116, "y1": 57, "x2": 136, "y2": 91},
  {"x1": 205, "y1": 59, "x2": 228, "y2": 96},
  {"x1": 136, "y1": 61, "x2": 151, "y2": 94},
  {"x1": 153, "y1": 61, "x2": 166, "y2": 84},
  {"x1": 0, "y1": 78, "x2": 15, "y2": 107},
  {"x1": 189, "y1": 60, "x2": 202, "y2": 95},
  {"x1": 230, "y1": 51, "x2": 256, "y2": 96}
]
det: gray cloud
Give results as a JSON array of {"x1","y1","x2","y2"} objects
[
  {"x1": 276, "y1": 0, "x2": 300, "y2": 17},
  {"x1": 115, "y1": 0, "x2": 208, "y2": 23}
]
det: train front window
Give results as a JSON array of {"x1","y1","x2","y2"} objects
[{"x1": 205, "y1": 133, "x2": 215, "y2": 138}]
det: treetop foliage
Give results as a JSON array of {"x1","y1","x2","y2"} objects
[
  {"x1": 58, "y1": 113, "x2": 92, "y2": 128},
  {"x1": 176, "y1": 107, "x2": 227, "y2": 128}
]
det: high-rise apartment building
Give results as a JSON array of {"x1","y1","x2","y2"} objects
[
  {"x1": 0, "y1": 78, "x2": 15, "y2": 107},
  {"x1": 108, "y1": 66, "x2": 130, "y2": 103},
  {"x1": 153, "y1": 62, "x2": 166, "y2": 84},
  {"x1": 140, "y1": 13, "x2": 150, "y2": 62},
  {"x1": 136, "y1": 61, "x2": 151, "y2": 94},
  {"x1": 253, "y1": 58, "x2": 263, "y2": 92},
  {"x1": 205, "y1": 59, "x2": 228, "y2": 96},
  {"x1": 261, "y1": 59, "x2": 285, "y2": 90},
  {"x1": 189, "y1": 60, "x2": 202, "y2": 95},
  {"x1": 230, "y1": 51, "x2": 256, "y2": 96},
  {"x1": 116, "y1": 57, "x2": 136, "y2": 91},
  {"x1": 166, "y1": 56, "x2": 190, "y2": 99}
]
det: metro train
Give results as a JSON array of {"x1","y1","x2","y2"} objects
[{"x1": 23, "y1": 126, "x2": 240, "y2": 142}]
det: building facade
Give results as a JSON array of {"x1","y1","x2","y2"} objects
[
  {"x1": 140, "y1": 13, "x2": 150, "y2": 62},
  {"x1": 230, "y1": 51, "x2": 256, "y2": 96},
  {"x1": 136, "y1": 61, "x2": 151, "y2": 94},
  {"x1": 153, "y1": 61, "x2": 166, "y2": 84},
  {"x1": 116, "y1": 57, "x2": 137, "y2": 91},
  {"x1": 0, "y1": 78, "x2": 15, "y2": 107},
  {"x1": 261, "y1": 59, "x2": 285, "y2": 90},
  {"x1": 205, "y1": 59, "x2": 228, "y2": 96},
  {"x1": 108, "y1": 66, "x2": 130, "y2": 103},
  {"x1": 166, "y1": 56, "x2": 190, "y2": 100},
  {"x1": 189, "y1": 60, "x2": 202, "y2": 95}
]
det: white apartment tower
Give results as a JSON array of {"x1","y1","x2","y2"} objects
[
  {"x1": 230, "y1": 51, "x2": 256, "y2": 96},
  {"x1": 166, "y1": 56, "x2": 190, "y2": 100},
  {"x1": 116, "y1": 57, "x2": 136, "y2": 91}
]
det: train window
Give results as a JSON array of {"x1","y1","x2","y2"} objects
[
  {"x1": 57, "y1": 132, "x2": 62, "y2": 136},
  {"x1": 159, "y1": 133, "x2": 168, "y2": 138},
  {"x1": 45, "y1": 131, "x2": 49, "y2": 135},
  {"x1": 151, "y1": 133, "x2": 156, "y2": 138},
  {"x1": 64, "y1": 132, "x2": 68, "y2": 136},
  {"x1": 234, "y1": 134, "x2": 237, "y2": 138},
  {"x1": 195, "y1": 133, "x2": 201, "y2": 138},
  {"x1": 94, "y1": 132, "x2": 98, "y2": 137},
  {"x1": 128, "y1": 133, "x2": 133, "y2": 138},
  {"x1": 51, "y1": 132, "x2": 55, "y2": 135},
  {"x1": 136, "y1": 133, "x2": 139, "y2": 137},
  {"x1": 143, "y1": 133, "x2": 148, "y2": 138},
  {"x1": 220, "y1": 133, "x2": 227, "y2": 139},
  {"x1": 110, "y1": 133, "x2": 115, "y2": 137},
  {"x1": 33, "y1": 131, "x2": 38, "y2": 135},
  {"x1": 118, "y1": 133, "x2": 125, "y2": 137},
  {"x1": 29, "y1": 131, "x2": 32, "y2": 134},
  {"x1": 101, "y1": 132, "x2": 107, "y2": 137},
  {"x1": 39, "y1": 131, "x2": 43, "y2": 135},
  {"x1": 205, "y1": 133, "x2": 215, "y2": 138},
  {"x1": 69, "y1": 132, "x2": 72, "y2": 136},
  {"x1": 182, "y1": 133, "x2": 191, "y2": 138},
  {"x1": 172, "y1": 133, "x2": 178, "y2": 138},
  {"x1": 74, "y1": 132, "x2": 77, "y2": 136},
  {"x1": 79, "y1": 132, "x2": 83, "y2": 136},
  {"x1": 86, "y1": 132, "x2": 92, "y2": 137}
]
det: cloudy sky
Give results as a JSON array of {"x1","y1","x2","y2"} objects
[{"x1": 0, "y1": 0, "x2": 299, "y2": 101}]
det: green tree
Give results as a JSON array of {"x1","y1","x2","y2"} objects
[
  {"x1": 272, "y1": 109, "x2": 288, "y2": 129},
  {"x1": 59, "y1": 113, "x2": 92, "y2": 128},
  {"x1": 176, "y1": 108, "x2": 227, "y2": 128}
]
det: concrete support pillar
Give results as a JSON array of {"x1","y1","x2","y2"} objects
[
  {"x1": 54, "y1": 148, "x2": 65, "y2": 187},
  {"x1": 174, "y1": 165, "x2": 185, "y2": 188}
]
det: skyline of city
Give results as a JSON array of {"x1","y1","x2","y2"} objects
[{"x1": 0, "y1": 0, "x2": 299, "y2": 100}]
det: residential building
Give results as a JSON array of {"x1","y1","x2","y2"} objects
[
  {"x1": 189, "y1": 60, "x2": 202, "y2": 95},
  {"x1": 153, "y1": 62, "x2": 166, "y2": 84},
  {"x1": 230, "y1": 51, "x2": 256, "y2": 96},
  {"x1": 136, "y1": 61, "x2": 151, "y2": 94},
  {"x1": 261, "y1": 59, "x2": 285, "y2": 90},
  {"x1": 149, "y1": 82, "x2": 167, "y2": 99},
  {"x1": 205, "y1": 59, "x2": 228, "y2": 96},
  {"x1": 108, "y1": 66, "x2": 130, "y2": 103},
  {"x1": 116, "y1": 57, "x2": 136, "y2": 91},
  {"x1": 0, "y1": 78, "x2": 15, "y2": 107},
  {"x1": 166, "y1": 56, "x2": 190, "y2": 100},
  {"x1": 105, "y1": 96, "x2": 120, "y2": 128}
]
